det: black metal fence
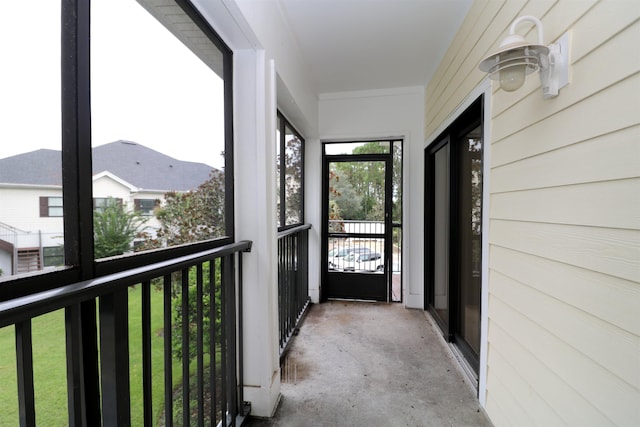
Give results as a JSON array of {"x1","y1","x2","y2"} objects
[
  {"x1": 277, "y1": 225, "x2": 311, "y2": 357},
  {"x1": 0, "y1": 241, "x2": 252, "y2": 427},
  {"x1": 327, "y1": 220, "x2": 386, "y2": 273}
]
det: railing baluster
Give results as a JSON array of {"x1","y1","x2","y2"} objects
[
  {"x1": 220, "y1": 257, "x2": 228, "y2": 426},
  {"x1": 99, "y1": 288, "x2": 131, "y2": 426},
  {"x1": 225, "y1": 254, "x2": 237, "y2": 426},
  {"x1": 209, "y1": 260, "x2": 218, "y2": 426},
  {"x1": 278, "y1": 237, "x2": 283, "y2": 348},
  {"x1": 65, "y1": 300, "x2": 101, "y2": 427},
  {"x1": 237, "y1": 251, "x2": 245, "y2": 413},
  {"x1": 196, "y1": 263, "x2": 204, "y2": 427},
  {"x1": 142, "y1": 281, "x2": 152, "y2": 427},
  {"x1": 292, "y1": 236, "x2": 296, "y2": 332},
  {"x1": 65, "y1": 305, "x2": 84, "y2": 427},
  {"x1": 286, "y1": 235, "x2": 290, "y2": 335},
  {"x1": 181, "y1": 269, "x2": 189, "y2": 427},
  {"x1": 15, "y1": 319, "x2": 35, "y2": 427},
  {"x1": 163, "y1": 274, "x2": 173, "y2": 427},
  {"x1": 302, "y1": 230, "x2": 309, "y2": 313}
]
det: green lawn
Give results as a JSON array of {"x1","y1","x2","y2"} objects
[{"x1": 0, "y1": 285, "x2": 184, "y2": 426}]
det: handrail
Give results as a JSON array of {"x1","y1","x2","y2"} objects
[
  {"x1": 0, "y1": 221, "x2": 28, "y2": 234},
  {"x1": 328, "y1": 219, "x2": 384, "y2": 224},
  {"x1": 328, "y1": 232, "x2": 385, "y2": 238},
  {"x1": 0, "y1": 240, "x2": 252, "y2": 328},
  {"x1": 277, "y1": 223, "x2": 311, "y2": 239}
]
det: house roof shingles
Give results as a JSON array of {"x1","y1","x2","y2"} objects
[{"x1": 0, "y1": 140, "x2": 215, "y2": 192}]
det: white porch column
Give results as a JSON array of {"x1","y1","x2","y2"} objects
[{"x1": 234, "y1": 49, "x2": 281, "y2": 417}]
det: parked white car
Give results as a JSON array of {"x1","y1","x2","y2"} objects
[
  {"x1": 335, "y1": 252, "x2": 383, "y2": 272},
  {"x1": 328, "y1": 246, "x2": 372, "y2": 269}
]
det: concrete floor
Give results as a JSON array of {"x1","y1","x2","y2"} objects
[{"x1": 245, "y1": 301, "x2": 492, "y2": 427}]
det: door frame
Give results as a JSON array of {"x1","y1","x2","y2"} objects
[
  {"x1": 320, "y1": 142, "x2": 400, "y2": 302},
  {"x1": 424, "y1": 85, "x2": 492, "y2": 405},
  {"x1": 424, "y1": 95, "x2": 485, "y2": 381}
]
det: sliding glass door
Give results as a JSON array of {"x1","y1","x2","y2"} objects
[{"x1": 425, "y1": 97, "x2": 483, "y2": 377}]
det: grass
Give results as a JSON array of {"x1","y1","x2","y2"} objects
[{"x1": 0, "y1": 285, "x2": 195, "y2": 426}]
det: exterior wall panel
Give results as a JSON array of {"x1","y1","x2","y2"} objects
[
  {"x1": 0, "y1": 187, "x2": 63, "y2": 232},
  {"x1": 425, "y1": 0, "x2": 640, "y2": 425}
]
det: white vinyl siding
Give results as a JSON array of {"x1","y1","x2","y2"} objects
[{"x1": 425, "y1": 0, "x2": 640, "y2": 425}]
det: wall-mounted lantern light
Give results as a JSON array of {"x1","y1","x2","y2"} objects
[{"x1": 479, "y1": 16, "x2": 570, "y2": 99}]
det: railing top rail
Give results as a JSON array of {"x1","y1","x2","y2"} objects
[
  {"x1": 0, "y1": 240, "x2": 252, "y2": 328},
  {"x1": 277, "y1": 223, "x2": 311, "y2": 239},
  {"x1": 0, "y1": 221, "x2": 28, "y2": 234},
  {"x1": 328, "y1": 220, "x2": 384, "y2": 224},
  {"x1": 328, "y1": 232, "x2": 385, "y2": 239}
]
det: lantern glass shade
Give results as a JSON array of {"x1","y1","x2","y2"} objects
[{"x1": 500, "y1": 63, "x2": 526, "y2": 92}]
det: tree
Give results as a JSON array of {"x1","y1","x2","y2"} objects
[
  {"x1": 331, "y1": 141, "x2": 402, "y2": 222},
  {"x1": 276, "y1": 133, "x2": 303, "y2": 226},
  {"x1": 328, "y1": 167, "x2": 362, "y2": 221},
  {"x1": 93, "y1": 200, "x2": 148, "y2": 258},
  {"x1": 140, "y1": 171, "x2": 225, "y2": 250}
]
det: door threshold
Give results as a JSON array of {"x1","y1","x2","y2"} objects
[
  {"x1": 424, "y1": 311, "x2": 479, "y2": 396},
  {"x1": 327, "y1": 298, "x2": 380, "y2": 303},
  {"x1": 450, "y1": 343, "x2": 479, "y2": 393}
]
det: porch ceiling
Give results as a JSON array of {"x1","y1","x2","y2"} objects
[{"x1": 278, "y1": 0, "x2": 473, "y2": 94}]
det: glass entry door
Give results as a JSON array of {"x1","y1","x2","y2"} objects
[{"x1": 322, "y1": 141, "x2": 402, "y2": 302}]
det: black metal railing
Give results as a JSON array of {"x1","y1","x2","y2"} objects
[
  {"x1": 0, "y1": 240, "x2": 252, "y2": 427},
  {"x1": 277, "y1": 224, "x2": 311, "y2": 357},
  {"x1": 327, "y1": 220, "x2": 386, "y2": 272}
]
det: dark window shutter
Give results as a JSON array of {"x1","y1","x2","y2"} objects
[
  {"x1": 40, "y1": 197, "x2": 49, "y2": 217},
  {"x1": 134, "y1": 199, "x2": 141, "y2": 210}
]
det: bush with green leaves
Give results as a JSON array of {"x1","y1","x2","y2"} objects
[
  {"x1": 171, "y1": 260, "x2": 222, "y2": 361},
  {"x1": 93, "y1": 199, "x2": 148, "y2": 259}
]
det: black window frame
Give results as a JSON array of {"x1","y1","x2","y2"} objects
[
  {"x1": 276, "y1": 111, "x2": 305, "y2": 231},
  {"x1": 0, "y1": 0, "x2": 234, "y2": 299}
]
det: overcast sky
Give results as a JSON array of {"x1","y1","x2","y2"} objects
[{"x1": 1, "y1": 0, "x2": 225, "y2": 169}]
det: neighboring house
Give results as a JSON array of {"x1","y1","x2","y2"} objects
[{"x1": 0, "y1": 140, "x2": 214, "y2": 275}]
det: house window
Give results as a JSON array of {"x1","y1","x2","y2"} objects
[
  {"x1": 43, "y1": 246, "x2": 64, "y2": 267},
  {"x1": 93, "y1": 197, "x2": 122, "y2": 213},
  {"x1": 277, "y1": 112, "x2": 305, "y2": 230},
  {"x1": 40, "y1": 197, "x2": 63, "y2": 217},
  {"x1": 134, "y1": 199, "x2": 158, "y2": 216}
]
